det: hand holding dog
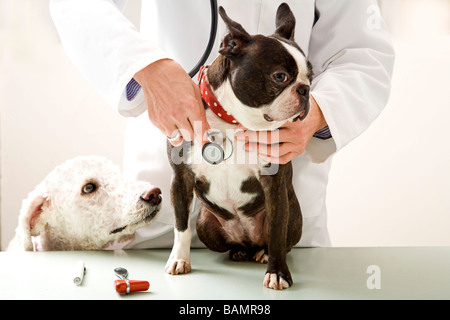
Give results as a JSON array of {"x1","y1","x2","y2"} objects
[
  {"x1": 236, "y1": 96, "x2": 327, "y2": 164},
  {"x1": 134, "y1": 59, "x2": 210, "y2": 146}
]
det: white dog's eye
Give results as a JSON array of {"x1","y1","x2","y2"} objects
[
  {"x1": 271, "y1": 72, "x2": 289, "y2": 83},
  {"x1": 82, "y1": 182, "x2": 97, "y2": 194}
]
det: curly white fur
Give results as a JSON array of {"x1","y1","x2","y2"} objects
[{"x1": 10, "y1": 156, "x2": 161, "y2": 251}]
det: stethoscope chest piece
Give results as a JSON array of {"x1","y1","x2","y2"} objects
[
  {"x1": 202, "y1": 142, "x2": 224, "y2": 165},
  {"x1": 202, "y1": 130, "x2": 233, "y2": 165}
]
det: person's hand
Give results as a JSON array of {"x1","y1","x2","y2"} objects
[
  {"x1": 235, "y1": 95, "x2": 327, "y2": 164},
  {"x1": 134, "y1": 59, "x2": 210, "y2": 146}
]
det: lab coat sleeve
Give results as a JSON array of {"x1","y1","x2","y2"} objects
[
  {"x1": 49, "y1": 0, "x2": 170, "y2": 116},
  {"x1": 305, "y1": 0, "x2": 395, "y2": 163}
]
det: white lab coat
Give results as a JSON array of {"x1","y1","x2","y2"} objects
[{"x1": 49, "y1": 0, "x2": 395, "y2": 248}]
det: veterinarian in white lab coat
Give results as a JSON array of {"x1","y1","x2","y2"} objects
[{"x1": 49, "y1": 0, "x2": 395, "y2": 248}]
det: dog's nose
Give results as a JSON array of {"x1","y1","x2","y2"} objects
[
  {"x1": 140, "y1": 187, "x2": 162, "y2": 206},
  {"x1": 296, "y1": 84, "x2": 310, "y2": 98}
]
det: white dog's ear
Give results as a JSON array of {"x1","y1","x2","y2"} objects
[{"x1": 16, "y1": 187, "x2": 51, "y2": 251}]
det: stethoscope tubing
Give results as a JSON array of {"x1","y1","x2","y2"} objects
[{"x1": 188, "y1": 0, "x2": 218, "y2": 78}]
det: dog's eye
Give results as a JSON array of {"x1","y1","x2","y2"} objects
[
  {"x1": 82, "y1": 182, "x2": 97, "y2": 194},
  {"x1": 272, "y1": 72, "x2": 289, "y2": 83}
]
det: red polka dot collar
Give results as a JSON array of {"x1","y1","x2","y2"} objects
[{"x1": 199, "y1": 65, "x2": 239, "y2": 125}]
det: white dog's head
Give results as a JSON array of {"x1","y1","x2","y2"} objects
[{"x1": 15, "y1": 156, "x2": 161, "y2": 251}]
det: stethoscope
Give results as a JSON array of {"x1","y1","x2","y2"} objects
[
  {"x1": 186, "y1": 0, "x2": 234, "y2": 165},
  {"x1": 202, "y1": 129, "x2": 234, "y2": 165},
  {"x1": 188, "y1": 0, "x2": 218, "y2": 78}
]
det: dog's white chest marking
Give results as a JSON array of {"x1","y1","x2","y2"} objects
[
  {"x1": 192, "y1": 161, "x2": 267, "y2": 246},
  {"x1": 195, "y1": 161, "x2": 258, "y2": 212},
  {"x1": 189, "y1": 109, "x2": 269, "y2": 245},
  {"x1": 190, "y1": 109, "x2": 262, "y2": 211}
]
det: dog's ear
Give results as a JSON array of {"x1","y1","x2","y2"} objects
[
  {"x1": 218, "y1": 6, "x2": 251, "y2": 58},
  {"x1": 16, "y1": 187, "x2": 51, "y2": 251},
  {"x1": 274, "y1": 3, "x2": 296, "y2": 41}
]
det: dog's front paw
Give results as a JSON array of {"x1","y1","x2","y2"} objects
[
  {"x1": 263, "y1": 271, "x2": 292, "y2": 290},
  {"x1": 165, "y1": 258, "x2": 191, "y2": 275}
]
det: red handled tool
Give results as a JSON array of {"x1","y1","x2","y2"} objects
[
  {"x1": 114, "y1": 279, "x2": 150, "y2": 294},
  {"x1": 114, "y1": 267, "x2": 149, "y2": 294}
]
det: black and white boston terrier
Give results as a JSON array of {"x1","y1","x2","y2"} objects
[{"x1": 165, "y1": 3, "x2": 313, "y2": 290}]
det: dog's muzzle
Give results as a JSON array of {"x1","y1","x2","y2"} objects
[{"x1": 140, "y1": 187, "x2": 162, "y2": 206}]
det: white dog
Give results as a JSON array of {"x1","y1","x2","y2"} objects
[{"x1": 9, "y1": 156, "x2": 161, "y2": 251}]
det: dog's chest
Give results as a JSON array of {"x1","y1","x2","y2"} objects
[
  {"x1": 191, "y1": 160, "x2": 267, "y2": 246},
  {"x1": 189, "y1": 109, "x2": 265, "y2": 214},
  {"x1": 192, "y1": 162, "x2": 260, "y2": 213},
  {"x1": 188, "y1": 110, "x2": 269, "y2": 245}
]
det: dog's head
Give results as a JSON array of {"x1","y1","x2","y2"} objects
[
  {"x1": 16, "y1": 156, "x2": 161, "y2": 250},
  {"x1": 207, "y1": 3, "x2": 313, "y2": 131}
]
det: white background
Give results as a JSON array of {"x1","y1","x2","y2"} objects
[{"x1": 1, "y1": 0, "x2": 449, "y2": 249}]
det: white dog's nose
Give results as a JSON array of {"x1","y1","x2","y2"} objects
[{"x1": 140, "y1": 187, "x2": 162, "y2": 206}]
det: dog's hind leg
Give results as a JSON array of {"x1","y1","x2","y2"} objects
[
  {"x1": 253, "y1": 248, "x2": 269, "y2": 263},
  {"x1": 196, "y1": 206, "x2": 230, "y2": 253},
  {"x1": 229, "y1": 247, "x2": 268, "y2": 263}
]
